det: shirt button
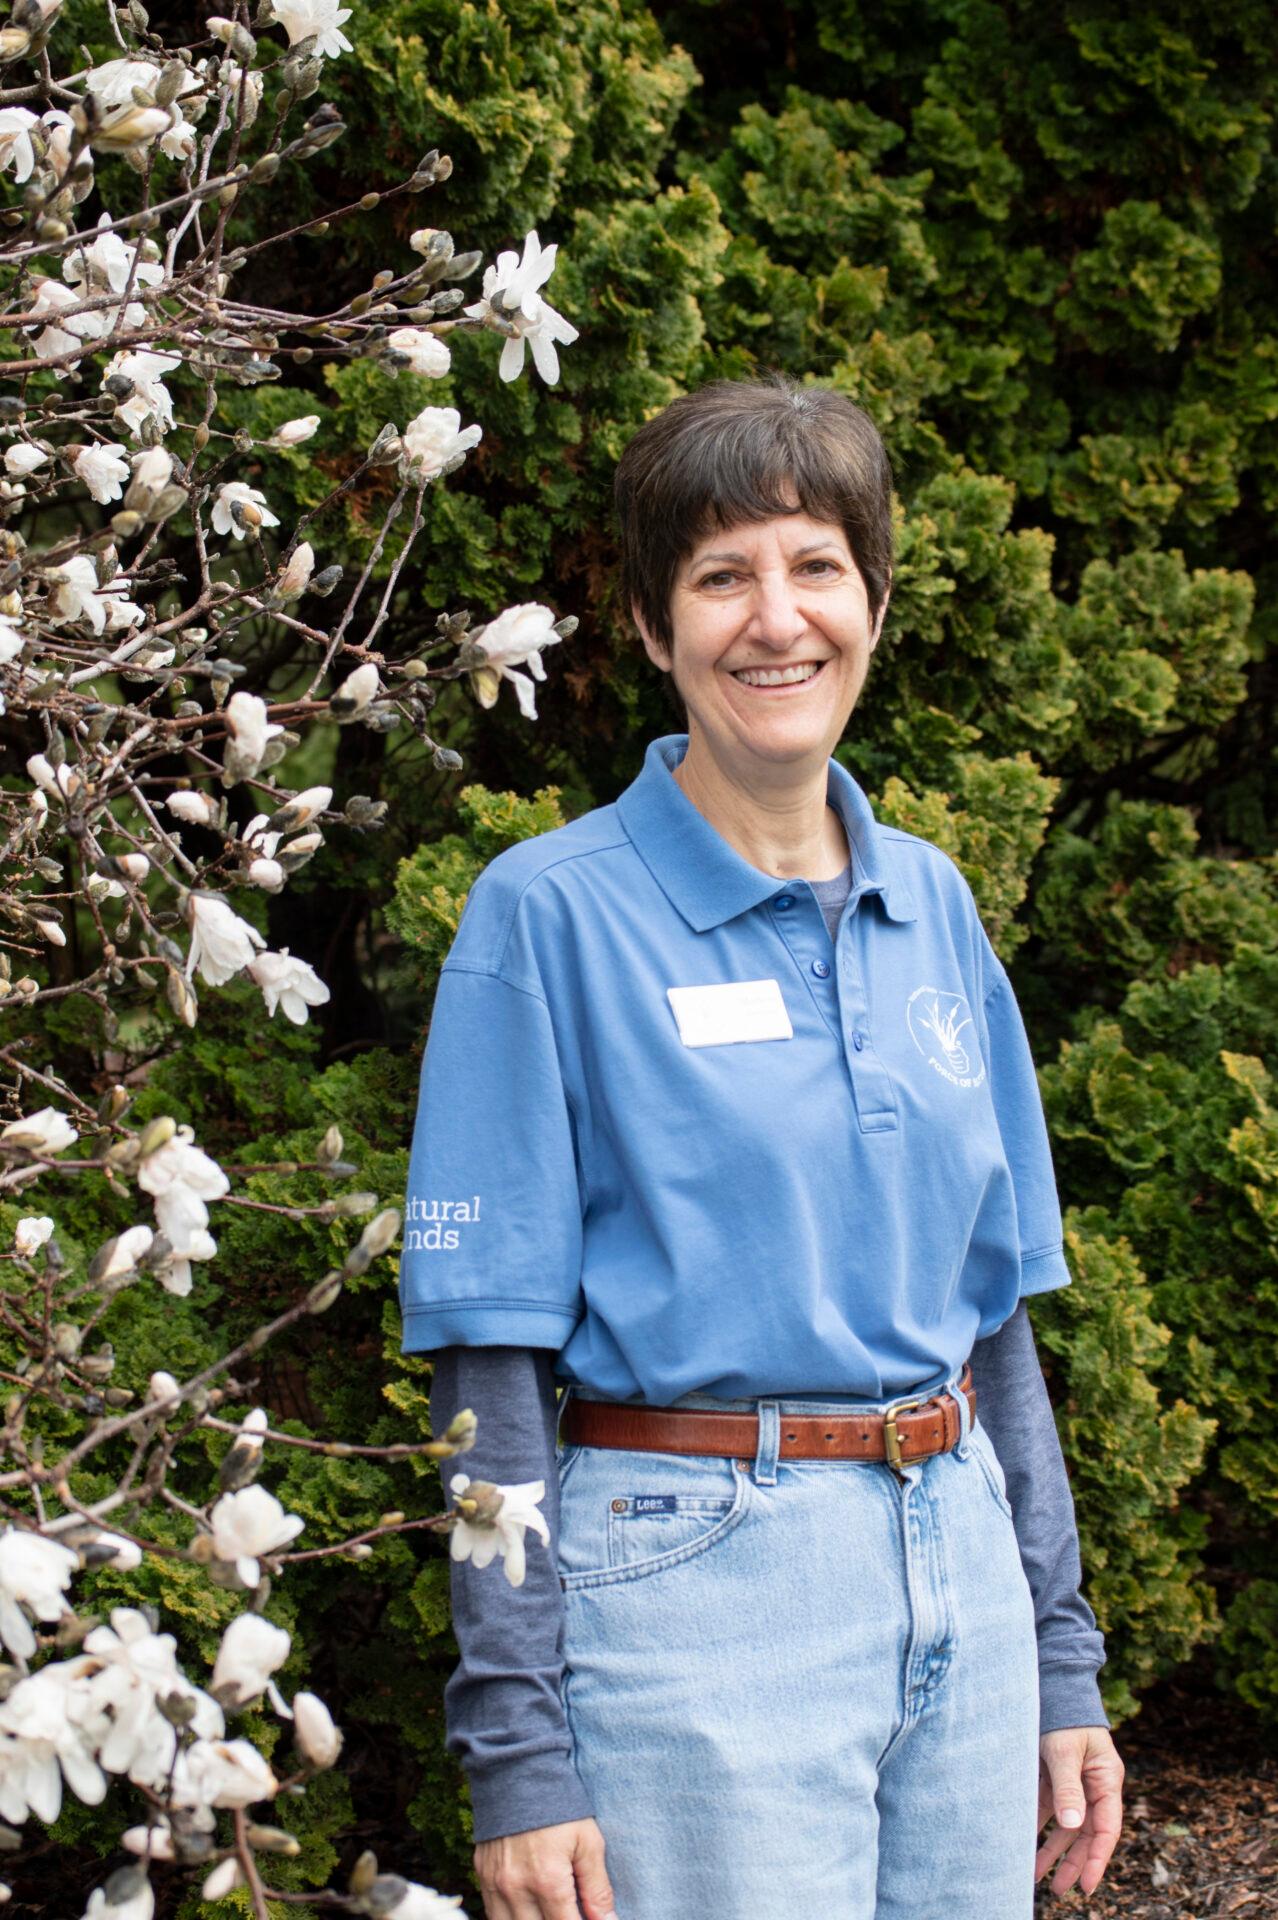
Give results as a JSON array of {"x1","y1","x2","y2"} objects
[
  {"x1": 775, "y1": 894, "x2": 795, "y2": 911},
  {"x1": 853, "y1": 1031, "x2": 865, "y2": 1051},
  {"x1": 811, "y1": 959, "x2": 831, "y2": 979}
]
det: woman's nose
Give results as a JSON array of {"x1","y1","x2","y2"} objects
[{"x1": 747, "y1": 574, "x2": 808, "y2": 648}]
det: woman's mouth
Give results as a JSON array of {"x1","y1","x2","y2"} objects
[{"x1": 729, "y1": 659, "x2": 827, "y2": 690}]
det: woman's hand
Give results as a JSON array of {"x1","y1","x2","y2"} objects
[
  {"x1": 475, "y1": 1817, "x2": 617, "y2": 1920},
  {"x1": 1036, "y1": 1725, "x2": 1125, "y2": 1897}
]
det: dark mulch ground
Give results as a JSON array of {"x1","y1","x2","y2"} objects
[{"x1": 1036, "y1": 1673, "x2": 1278, "y2": 1918}]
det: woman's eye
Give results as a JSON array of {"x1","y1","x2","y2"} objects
[
  {"x1": 698, "y1": 571, "x2": 738, "y2": 589},
  {"x1": 801, "y1": 560, "x2": 838, "y2": 577}
]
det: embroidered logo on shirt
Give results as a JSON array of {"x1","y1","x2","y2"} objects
[
  {"x1": 906, "y1": 987, "x2": 986, "y2": 1090},
  {"x1": 402, "y1": 1195, "x2": 480, "y2": 1252}
]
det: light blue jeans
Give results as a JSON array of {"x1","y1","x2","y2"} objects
[{"x1": 554, "y1": 1376, "x2": 1039, "y2": 1919}]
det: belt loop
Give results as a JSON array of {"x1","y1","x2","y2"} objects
[
  {"x1": 754, "y1": 1400, "x2": 780, "y2": 1485},
  {"x1": 949, "y1": 1369, "x2": 972, "y2": 1458}
]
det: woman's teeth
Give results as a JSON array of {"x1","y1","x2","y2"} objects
[{"x1": 731, "y1": 661, "x2": 825, "y2": 687}]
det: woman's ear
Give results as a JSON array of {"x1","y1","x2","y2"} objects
[{"x1": 633, "y1": 601, "x2": 673, "y2": 674}]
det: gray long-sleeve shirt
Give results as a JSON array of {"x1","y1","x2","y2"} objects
[
  {"x1": 430, "y1": 1308, "x2": 1108, "y2": 1844},
  {"x1": 421, "y1": 861, "x2": 1108, "y2": 1844}
]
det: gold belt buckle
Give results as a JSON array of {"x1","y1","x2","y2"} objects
[{"x1": 882, "y1": 1394, "x2": 927, "y2": 1476}]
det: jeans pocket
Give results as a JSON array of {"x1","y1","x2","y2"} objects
[
  {"x1": 559, "y1": 1448, "x2": 750, "y2": 1592},
  {"x1": 968, "y1": 1419, "x2": 1014, "y2": 1519}
]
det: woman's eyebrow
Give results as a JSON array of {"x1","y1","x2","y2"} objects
[{"x1": 689, "y1": 540, "x2": 842, "y2": 568}]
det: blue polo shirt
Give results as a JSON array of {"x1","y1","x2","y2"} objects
[{"x1": 399, "y1": 732, "x2": 1071, "y2": 1402}]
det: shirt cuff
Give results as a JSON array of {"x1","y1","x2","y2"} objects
[
  {"x1": 1019, "y1": 1245, "x2": 1072, "y2": 1296},
  {"x1": 1039, "y1": 1662, "x2": 1110, "y2": 1736},
  {"x1": 467, "y1": 1747, "x2": 596, "y2": 1845},
  {"x1": 400, "y1": 1300, "x2": 580, "y2": 1351}
]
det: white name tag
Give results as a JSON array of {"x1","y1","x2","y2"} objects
[{"x1": 666, "y1": 978, "x2": 794, "y2": 1048}]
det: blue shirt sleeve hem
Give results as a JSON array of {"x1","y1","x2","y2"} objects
[
  {"x1": 1019, "y1": 1245, "x2": 1072, "y2": 1296},
  {"x1": 401, "y1": 1302, "x2": 579, "y2": 1352}
]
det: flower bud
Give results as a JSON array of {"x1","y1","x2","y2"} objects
[
  {"x1": 330, "y1": 661, "x2": 379, "y2": 718},
  {"x1": 357, "y1": 1208, "x2": 401, "y2": 1261},
  {"x1": 275, "y1": 541, "x2": 314, "y2": 601},
  {"x1": 292, "y1": 1691, "x2": 343, "y2": 1769}
]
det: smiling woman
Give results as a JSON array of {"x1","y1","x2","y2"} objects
[{"x1": 400, "y1": 374, "x2": 1124, "y2": 1920}]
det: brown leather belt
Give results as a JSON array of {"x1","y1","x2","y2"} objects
[{"x1": 561, "y1": 1366, "x2": 975, "y2": 1474}]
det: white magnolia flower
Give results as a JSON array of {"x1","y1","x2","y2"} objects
[
  {"x1": 223, "y1": 689, "x2": 285, "y2": 779},
  {"x1": 292, "y1": 1691, "x2": 342, "y2": 1768},
  {"x1": 48, "y1": 555, "x2": 107, "y2": 633},
  {"x1": 0, "y1": 1656, "x2": 105, "y2": 1823},
  {"x1": 202, "y1": 1859, "x2": 244, "y2": 1901},
  {"x1": 210, "y1": 1609, "x2": 293, "y2": 1707},
  {"x1": 231, "y1": 1406, "x2": 269, "y2": 1463},
  {"x1": 85, "y1": 59, "x2": 165, "y2": 109},
  {"x1": 269, "y1": 0, "x2": 353, "y2": 60},
  {"x1": 102, "y1": 350, "x2": 180, "y2": 441},
  {"x1": 136, "y1": 1124, "x2": 229, "y2": 1294},
  {"x1": 184, "y1": 892, "x2": 267, "y2": 986},
  {"x1": 121, "y1": 1822, "x2": 176, "y2": 1861},
  {"x1": 276, "y1": 784, "x2": 331, "y2": 828},
  {"x1": 93, "y1": 1223, "x2": 155, "y2": 1284},
  {"x1": 75, "y1": 1608, "x2": 204, "y2": 1782},
  {"x1": 392, "y1": 1884, "x2": 465, "y2": 1918},
  {"x1": 1, "y1": 1106, "x2": 79, "y2": 1154},
  {"x1": 248, "y1": 858, "x2": 284, "y2": 891},
  {"x1": 74, "y1": 442, "x2": 131, "y2": 504},
  {"x1": 399, "y1": 405, "x2": 482, "y2": 481},
  {"x1": 100, "y1": 580, "x2": 147, "y2": 632},
  {"x1": 83, "y1": 1869, "x2": 155, "y2": 1920},
  {"x1": 4, "y1": 443, "x2": 48, "y2": 477},
  {"x1": 65, "y1": 215, "x2": 167, "y2": 300},
  {"x1": 247, "y1": 948, "x2": 332, "y2": 1025},
  {"x1": 0, "y1": 612, "x2": 24, "y2": 664},
  {"x1": 0, "y1": 108, "x2": 38, "y2": 185},
  {"x1": 26, "y1": 752, "x2": 81, "y2": 802},
  {"x1": 147, "y1": 1370, "x2": 180, "y2": 1405},
  {"x1": 387, "y1": 327, "x2": 451, "y2": 378},
  {"x1": 41, "y1": 108, "x2": 78, "y2": 183},
  {"x1": 449, "y1": 1473, "x2": 550, "y2": 1588},
  {"x1": 171, "y1": 1736, "x2": 277, "y2": 1810},
  {"x1": 88, "y1": 1534, "x2": 144, "y2": 1572},
  {"x1": 128, "y1": 446, "x2": 173, "y2": 496},
  {"x1": 116, "y1": 853, "x2": 150, "y2": 883},
  {"x1": 165, "y1": 789, "x2": 217, "y2": 826},
  {"x1": 159, "y1": 113, "x2": 198, "y2": 163},
  {"x1": 211, "y1": 481, "x2": 281, "y2": 541},
  {"x1": 26, "y1": 278, "x2": 104, "y2": 364},
  {"x1": 209, "y1": 1493, "x2": 304, "y2": 1591},
  {"x1": 14, "y1": 1216, "x2": 54, "y2": 1257},
  {"x1": 0, "y1": 1529, "x2": 78, "y2": 1659},
  {"x1": 465, "y1": 229, "x2": 579, "y2": 386},
  {"x1": 469, "y1": 602, "x2": 562, "y2": 721},
  {"x1": 241, "y1": 813, "x2": 280, "y2": 857},
  {"x1": 267, "y1": 415, "x2": 320, "y2": 447}
]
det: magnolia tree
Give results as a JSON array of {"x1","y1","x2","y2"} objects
[{"x1": 0, "y1": 1, "x2": 577, "y2": 1911}]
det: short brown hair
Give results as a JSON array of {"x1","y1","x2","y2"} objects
[{"x1": 614, "y1": 375, "x2": 894, "y2": 656}]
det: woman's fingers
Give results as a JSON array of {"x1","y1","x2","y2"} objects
[
  {"x1": 1036, "y1": 1726, "x2": 1125, "y2": 1895},
  {"x1": 572, "y1": 1822, "x2": 617, "y2": 1918},
  {"x1": 476, "y1": 1819, "x2": 614, "y2": 1920}
]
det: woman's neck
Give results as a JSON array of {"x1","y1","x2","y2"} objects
[{"x1": 671, "y1": 737, "x2": 850, "y2": 882}]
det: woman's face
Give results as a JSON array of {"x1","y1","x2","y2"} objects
[{"x1": 637, "y1": 511, "x2": 887, "y2": 772}]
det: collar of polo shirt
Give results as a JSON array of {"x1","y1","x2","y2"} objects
[{"x1": 616, "y1": 733, "x2": 918, "y2": 933}]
